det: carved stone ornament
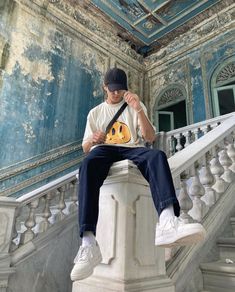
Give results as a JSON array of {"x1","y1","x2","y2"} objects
[
  {"x1": 158, "y1": 87, "x2": 184, "y2": 106},
  {"x1": 216, "y1": 62, "x2": 235, "y2": 84},
  {"x1": 198, "y1": 20, "x2": 217, "y2": 36}
]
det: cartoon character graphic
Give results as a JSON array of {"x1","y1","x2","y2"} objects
[{"x1": 105, "y1": 121, "x2": 131, "y2": 144}]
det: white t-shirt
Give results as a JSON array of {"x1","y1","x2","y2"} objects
[{"x1": 82, "y1": 99, "x2": 152, "y2": 149}]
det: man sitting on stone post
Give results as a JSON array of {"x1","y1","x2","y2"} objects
[{"x1": 70, "y1": 67, "x2": 206, "y2": 281}]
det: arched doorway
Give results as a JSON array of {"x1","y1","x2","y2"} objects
[
  {"x1": 211, "y1": 60, "x2": 235, "y2": 117},
  {"x1": 154, "y1": 86, "x2": 188, "y2": 132}
]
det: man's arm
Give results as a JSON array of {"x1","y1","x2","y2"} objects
[
  {"x1": 124, "y1": 91, "x2": 156, "y2": 143},
  {"x1": 136, "y1": 107, "x2": 156, "y2": 143},
  {"x1": 82, "y1": 130, "x2": 106, "y2": 154}
]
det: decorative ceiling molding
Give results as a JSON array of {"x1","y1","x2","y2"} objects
[
  {"x1": 15, "y1": 0, "x2": 235, "y2": 59},
  {"x1": 90, "y1": 0, "x2": 223, "y2": 55},
  {"x1": 146, "y1": 1, "x2": 235, "y2": 63}
]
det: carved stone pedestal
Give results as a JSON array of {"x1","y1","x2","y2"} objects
[{"x1": 73, "y1": 160, "x2": 174, "y2": 292}]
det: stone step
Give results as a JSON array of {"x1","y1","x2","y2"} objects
[
  {"x1": 200, "y1": 261, "x2": 235, "y2": 292},
  {"x1": 217, "y1": 237, "x2": 235, "y2": 260}
]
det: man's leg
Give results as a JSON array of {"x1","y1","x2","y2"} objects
[
  {"x1": 79, "y1": 146, "x2": 119, "y2": 236},
  {"x1": 71, "y1": 146, "x2": 120, "y2": 281},
  {"x1": 119, "y1": 147, "x2": 206, "y2": 248},
  {"x1": 119, "y1": 147, "x2": 180, "y2": 216}
]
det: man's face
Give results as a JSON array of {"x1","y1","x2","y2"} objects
[{"x1": 104, "y1": 86, "x2": 126, "y2": 104}]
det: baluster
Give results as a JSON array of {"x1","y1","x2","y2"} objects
[
  {"x1": 10, "y1": 206, "x2": 21, "y2": 251},
  {"x1": 20, "y1": 199, "x2": 39, "y2": 245},
  {"x1": 227, "y1": 132, "x2": 235, "y2": 173},
  {"x1": 188, "y1": 163, "x2": 207, "y2": 222},
  {"x1": 210, "y1": 146, "x2": 227, "y2": 197},
  {"x1": 69, "y1": 180, "x2": 78, "y2": 213},
  {"x1": 55, "y1": 186, "x2": 66, "y2": 221},
  {"x1": 178, "y1": 171, "x2": 193, "y2": 223},
  {"x1": 168, "y1": 136, "x2": 175, "y2": 156},
  {"x1": 38, "y1": 192, "x2": 52, "y2": 232},
  {"x1": 210, "y1": 123, "x2": 216, "y2": 130},
  {"x1": 175, "y1": 133, "x2": 183, "y2": 152},
  {"x1": 207, "y1": 124, "x2": 212, "y2": 132},
  {"x1": 193, "y1": 128, "x2": 200, "y2": 141},
  {"x1": 200, "y1": 153, "x2": 216, "y2": 207},
  {"x1": 201, "y1": 125, "x2": 210, "y2": 136},
  {"x1": 183, "y1": 131, "x2": 191, "y2": 148},
  {"x1": 167, "y1": 136, "x2": 173, "y2": 157},
  {"x1": 219, "y1": 140, "x2": 234, "y2": 183},
  {"x1": 200, "y1": 126, "x2": 206, "y2": 137}
]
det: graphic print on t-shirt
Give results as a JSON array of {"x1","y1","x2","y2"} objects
[{"x1": 105, "y1": 121, "x2": 131, "y2": 144}]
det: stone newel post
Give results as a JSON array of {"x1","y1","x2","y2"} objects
[{"x1": 73, "y1": 160, "x2": 175, "y2": 292}]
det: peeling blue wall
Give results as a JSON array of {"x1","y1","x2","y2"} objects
[
  {"x1": 0, "y1": 16, "x2": 104, "y2": 196},
  {"x1": 160, "y1": 28, "x2": 235, "y2": 124}
]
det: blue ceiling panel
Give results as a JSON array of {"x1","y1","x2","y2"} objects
[{"x1": 91, "y1": 0, "x2": 222, "y2": 46}]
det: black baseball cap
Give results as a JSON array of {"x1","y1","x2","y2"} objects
[{"x1": 104, "y1": 68, "x2": 128, "y2": 91}]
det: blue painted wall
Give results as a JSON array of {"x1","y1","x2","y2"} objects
[
  {"x1": 0, "y1": 6, "x2": 104, "y2": 196},
  {"x1": 153, "y1": 27, "x2": 235, "y2": 124}
]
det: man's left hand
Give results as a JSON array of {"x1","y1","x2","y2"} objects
[{"x1": 124, "y1": 91, "x2": 142, "y2": 112}]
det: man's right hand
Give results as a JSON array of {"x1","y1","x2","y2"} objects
[
  {"x1": 83, "y1": 130, "x2": 106, "y2": 154},
  {"x1": 92, "y1": 130, "x2": 106, "y2": 145}
]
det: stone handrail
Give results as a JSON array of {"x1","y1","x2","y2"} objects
[{"x1": 155, "y1": 112, "x2": 235, "y2": 157}]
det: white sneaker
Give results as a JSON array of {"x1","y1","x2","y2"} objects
[
  {"x1": 155, "y1": 216, "x2": 206, "y2": 248},
  {"x1": 70, "y1": 242, "x2": 102, "y2": 281}
]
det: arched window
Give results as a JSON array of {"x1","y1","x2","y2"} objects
[
  {"x1": 211, "y1": 60, "x2": 235, "y2": 116},
  {"x1": 154, "y1": 85, "x2": 188, "y2": 132}
]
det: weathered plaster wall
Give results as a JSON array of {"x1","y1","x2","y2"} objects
[
  {"x1": 0, "y1": 0, "x2": 144, "y2": 197},
  {"x1": 147, "y1": 1, "x2": 235, "y2": 124}
]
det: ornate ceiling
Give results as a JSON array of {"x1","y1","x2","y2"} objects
[{"x1": 90, "y1": 0, "x2": 222, "y2": 56}]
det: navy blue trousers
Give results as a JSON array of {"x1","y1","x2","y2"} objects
[{"x1": 78, "y1": 145, "x2": 180, "y2": 237}]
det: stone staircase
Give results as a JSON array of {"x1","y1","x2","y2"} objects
[
  {"x1": 0, "y1": 112, "x2": 235, "y2": 292},
  {"x1": 200, "y1": 215, "x2": 235, "y2": 292}
]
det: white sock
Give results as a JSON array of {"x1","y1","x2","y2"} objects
[
  {"x1": 159, "y1": 204, "x2": 175, "y2": 224},
  {"x1": 82, "y1": 231, "x2": 96, "y2": 247}
]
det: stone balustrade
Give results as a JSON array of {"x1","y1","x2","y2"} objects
[
  {"x1": 155, "y1": 112, "x2": 235, "y2": 157},
  {"x1": 169, "y1": 114, "x2": 235, "y2": 224},
  {"x1": 166, "y1": 115, "x2": 235, "y2": 290},
  {"x1": 0, "y1": 170, "x2": 78, "y2": 291},
  {"x1": 12, "y1": 170, "x2": 78, "y2": 252}
]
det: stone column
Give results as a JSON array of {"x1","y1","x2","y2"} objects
[
  {"x1": 0, "y1": 197, "x2": 18, "y2": 292},
  {"x1": 73, "y1": 160, "x2": 175, "y2": 292}
]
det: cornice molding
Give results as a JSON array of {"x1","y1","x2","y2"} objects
[
  {"x1": 0, "y1": 142, "x2": 82, "y2": 182},
  {"x1": 15, "y1": 0, "x2": 143, "y2": 67},
  {"x1": 0, "y1": 156, "x2": 83, "y2": 197}
]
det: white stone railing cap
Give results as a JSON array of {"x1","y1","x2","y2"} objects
[
  {"x1": 16, "y1": 169, "x2": 78, "y2": 205},
  {"x1": 162, "y1": 111, "x2": 235, "y2": 137}
]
